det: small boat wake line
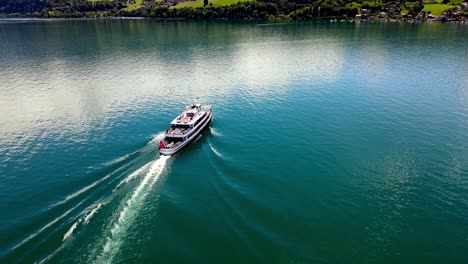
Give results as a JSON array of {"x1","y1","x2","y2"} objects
[
  {"x1": 208, "y1": 141, "x2": 223, "y2": 158},
  {"x1": 148, "y1": 132, "x2": 165, "y2": 146},
  {"x1": 63, "y1": 202, "x2": 105, "y2": 241},
  {"x1": 113, "y1": 161, "x2": 152, "y2": 191},
  {"x1": 95, "y1": 155, "x2": 170, "y2": 263},
  {"x1": 60, "y1": 132, "x2": 166, "y2": 242},
  {"x1": 63, "y1": 219, "x2": 81, "y2": 241},
  {"x1": 210, "y1": 127, "x2": 222, "y2": 137},
  {"x1": 84, "y1": 202, "x2": 103, "y2": 224},
  {"x1": 102, "y1": 153, "x2": 135, "y2": 167},
  {"x1": 9, "y1": 132, "x2": 168, "y2": 263},
  {"x1": 51, "y1": 132, "x2": 165, "y2": 209},
  {"x1": 11, "y1": 200, "x2": 85, "y2": 251},
  {"x1": 103, "y1": 132, "x2": 165, "y2": 167},
  {"x1": 50, "y1": 173, "x2": 114, "y2": 208}
]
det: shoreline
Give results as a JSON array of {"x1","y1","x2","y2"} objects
[
  {"x1": 1, "y1": 0, "x2": 467, "y2": 24},
  {"x1": 0, "y1": 16, "x2": 467, "y2": 24}
]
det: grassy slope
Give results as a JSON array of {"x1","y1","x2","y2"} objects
[
  {"x1": 173, "y1": 0, "x2": 249, "y2": 8},
  {"x1": 121, "y1": 0, "x2": 143, "y2": 11},
  {"x1": 422, "y1": 4, "x2": 454, "y2": 15},
  {"x1": 87, "y1": 0, "x2": 463, "y2": 16},
  {"x1": 402, "y1": 0, "x2": 461, "y2": 16}
]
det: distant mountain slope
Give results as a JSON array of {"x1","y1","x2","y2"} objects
[{"x1": 0, "y1": 0, "x2": 466, "y2": 20}]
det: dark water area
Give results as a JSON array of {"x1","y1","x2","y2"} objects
[{"x1": 0, "y1": 19, "x2": 467, "y2": 263}]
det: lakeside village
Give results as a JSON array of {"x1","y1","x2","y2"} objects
[
  {"x1": 353, "y1": 1, "x2": 468, "y2": 22},
  {"x1": 1, "y1": 0, "x2": 467, "y2": 22}
]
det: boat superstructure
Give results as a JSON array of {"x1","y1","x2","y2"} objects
[{"x1": 159, "y1": 104, "x2": 212, "y2": 155}]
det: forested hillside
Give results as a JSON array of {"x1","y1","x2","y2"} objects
[{"x1": 0, "y1": 0, "x2": 466, "y2": 20}]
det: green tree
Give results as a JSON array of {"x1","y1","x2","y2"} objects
[
  {"x1": 204, "y1": 0, "x2": 208, "y2": 7},
  {"x1": 40, "y1": 8, "x2": 48, "y2": 18}
]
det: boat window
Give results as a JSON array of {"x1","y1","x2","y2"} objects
[
  {"x1": 163, "y1": 137, "x2": 184, "y2": 148},
  {"x1": 164, "y1": 137, "x2": 183, "y2": 143},
  {"x1": 167, "y1": 124, "x2": 191, "y2": 135},
  {"x1": 193, "y1": 113, "x2": 206, "y2": 127}
]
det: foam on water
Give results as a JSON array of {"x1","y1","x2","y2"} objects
[
  {"x1": 63, "y1": 202, "x2": 105, "y2": 241},
  {"x1": 57, "y1": 133, "x2": 165, "y2": 248},
  {"x1": 51, "y1": 132, "x2": 165, "y2": 209},
  {"x1": 103, "y1": 132, "x2": 164, "y2": 167},
  {"x1": 63, "y1": 219, "x2": 81, "y2": 241},
  {"x1": 148, "y1": 132, "x2": 165, "y2": 146},
  {"x1": 51, "y1": 175, "x2": 113, "y2": 208},
  {"x1": 84, "y1": 202, "x2": 103, "y2": 224},
  {"x1": 114, "y1": 161, "x2": 152, "y2": 191},
  {"x1": 12, "y1": 200, "x2": 84, "y2": 251},
  {"x1": 208, "y1": 141, "x2": 223, "y2": 158},
  {"x1": 60, "y1": 133, "x2": 166, "y2": 243},
  {"x1": 210, "y1": 127, "x2": 222, "y2": 137},
  {"x1": 102, "y1": 152, "x2": 136, "y2": 167},
  {"x1": 95, "y1": 155, "x2": 170, "y2": 263}
]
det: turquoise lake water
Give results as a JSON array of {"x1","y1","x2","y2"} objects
[{"x1": 0, "y1": 19, "x2": 467, "y2": 263}]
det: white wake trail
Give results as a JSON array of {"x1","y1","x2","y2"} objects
[
  {"x1": 84, "y1": 202, "x2": 103, "y2": 224},
  {"x1": 102, "y1": 152, "x2": 136, "y2": 167},
  {"x1": 148, "y1": 132, "x2": 165, "y2": 146},
  {"x1": 50, "y1": 173, "x2": 114, "y2": 208},
  {"x1": 210, "y1": 127, "x2": 222, "y2": 136},
  {"x1": 63, "y1": 219, "x2": 81, "y2": 241},
  {"x1": 61, "y1": 133, "x2": 166, "y2": 243},
  {"x1": 113, "y1": 161, "x2": 152, "y2": 191},
  {"x1": 63, "y1": 201, "x2": 105, "y2": 241},
  {"x1": 12, "y1": 201, "x2": 84, "y2": 251},
  {"x1": 208, "y1": 142, "x2": 223, "y2": 158},
  {"x1": 96, "y1": 155, "x2": 170, "y2": 263}
]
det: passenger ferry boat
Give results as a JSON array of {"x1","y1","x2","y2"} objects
[{"x1": 159, "y1": 104, "x2": 212, "y2": 155}]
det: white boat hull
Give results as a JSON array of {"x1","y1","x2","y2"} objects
[{"x1": 159, "y1": 112, "x2": 212, "y2": 156}]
